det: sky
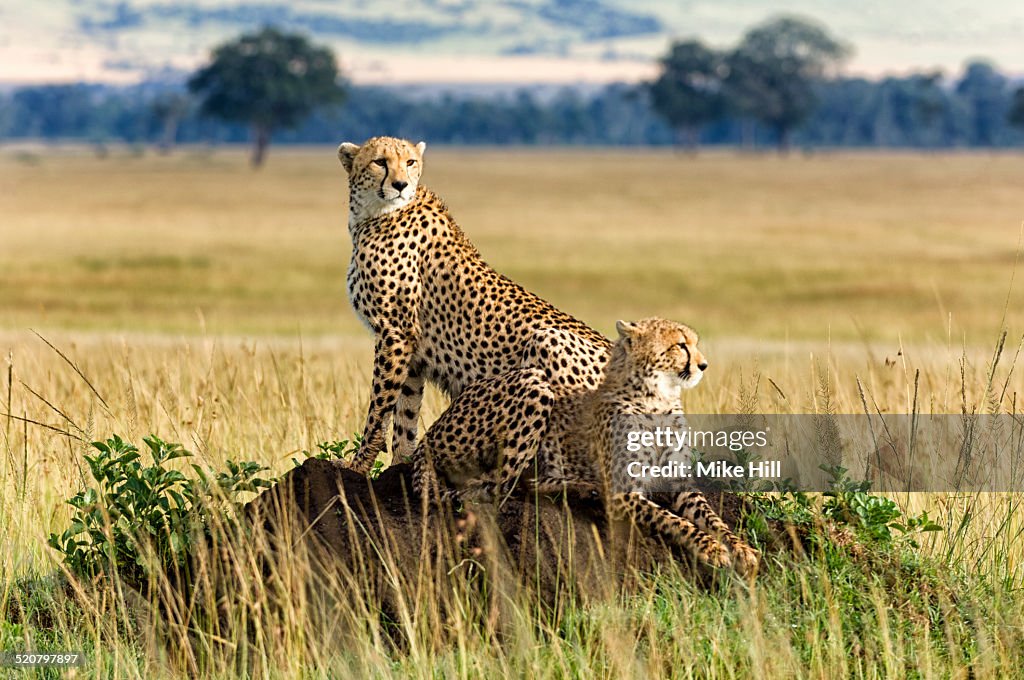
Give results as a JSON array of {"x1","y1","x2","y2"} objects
[{"x1": 0, "y1": 0, "x2": 1021, "y2": 86}]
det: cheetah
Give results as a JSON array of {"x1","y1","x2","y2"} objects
[
  {"x1": 337, "y1": 136, "x2": 610, "y2": 474},
  {"x1": 413, "y1": 318, "x2": 760, "y2": 577}
]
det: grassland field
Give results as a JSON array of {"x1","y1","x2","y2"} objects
[{"x1": 1, "y1": 146, "x2": 1023, "y2": 678}]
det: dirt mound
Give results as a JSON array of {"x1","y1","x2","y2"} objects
[{"x1": 240, "y1": 458, "x2": 796, "y2": 609}]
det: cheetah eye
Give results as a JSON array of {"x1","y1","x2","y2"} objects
[
  {"x1": 406, "y1": 159, "x2": 417, "y2": 167},
  {"x1": 373, "y1": 158, "x2": 387, "y2": 168}
]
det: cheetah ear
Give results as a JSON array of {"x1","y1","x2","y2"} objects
[
  {"x1": 337, "y1": 142, "x2": 360, "y2": 173},
  {"x1": 615, "y1": 320, "x2": 639, "y2": 340},
  {"x1": 415, "y1": 141, "x2": 426, "y2": 156}
]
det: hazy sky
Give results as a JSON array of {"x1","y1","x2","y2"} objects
[
  {"x1": 654, "y1": 0, "x2": 1024, "y2": 75},
  {"x1": 0, "y1": 0, "x2": 1021, "y2": 85}
]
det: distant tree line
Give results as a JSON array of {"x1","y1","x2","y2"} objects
[
  {"x1": 1, "y1": 21, "x2": 1022, "y2": 155},
  {"x1": 650, "y1": 16, "x2": 852, "y2": 151},
  {"x1": 648, "y1": 16, "x2": 1024, "y2": 151}
]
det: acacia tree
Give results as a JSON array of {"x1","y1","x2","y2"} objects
[
  {"x1": 188, "y1": 27, "x2": 345, "y2": 166},
  {"x1": 724, "y1": 16, "x2": 849, "y2": 152},
  {"x1": 648, "y1": 40, "x2": 725, "y2": 150}
]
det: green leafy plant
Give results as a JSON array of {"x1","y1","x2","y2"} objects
[
  {"x1": 48, "y1": 435, "x2": 272, "y2": 583},
  {"x1": 888, "y1": 509, "x2": 944, "y2": 548},
  {"x1": 305, "y1": 438, "x2": 362, "y2": 462},
  {"x1": 293, "y1": 435, "x2": 385, "y2": 478},
  {"x1": 206, "y1": 458, "x2": 276, "y2": 497},
  {"x1": 747, "y1": 487, "x2": 815, "y2": 523},
  {"x1": 820, "y1": 464, "x2": 942, "y2": 545}
]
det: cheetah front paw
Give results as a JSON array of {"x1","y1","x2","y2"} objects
[
  {"x1": 729, "y1": 542, "x2": 761, "y2": 578},
  {"x1": 697, "y1": 541, "x2": 733, "y2": 570},
  {"x1": 337, "y1": 448, "x2": 378, "y2": 476}
]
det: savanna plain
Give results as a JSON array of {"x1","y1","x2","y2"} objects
[{"x1": 1, "y1": 147, "x2": 1023, "y2": 678}]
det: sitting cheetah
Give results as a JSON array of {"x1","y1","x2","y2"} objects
[
  {"x1": 337, "y1": 136, "x2": 610, "y2": 474},
  {"x1": 413, "y1": 318, "x2": 760, "y2": 577}
]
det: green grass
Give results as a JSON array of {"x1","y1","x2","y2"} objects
[{"x1": 7, "y1": 478, "x2": 1023, "y2": 678}]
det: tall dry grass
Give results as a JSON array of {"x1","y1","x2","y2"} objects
[{"x1": 1, "y1": 326, "x2": 1021, "y2": 677}]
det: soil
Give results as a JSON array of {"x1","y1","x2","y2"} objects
[{"x1": 240, "y1": 458, "x2": 801, "y2": 608}]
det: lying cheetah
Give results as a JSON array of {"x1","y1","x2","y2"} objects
[
  {"x1": 414, "y1": 318, "x2": 760, "y2": 576},
  {"x1": 338, "y1": 136, "x2": 610, "y2": 474}
]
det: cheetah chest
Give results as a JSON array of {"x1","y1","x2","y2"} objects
[{"x1": 347, "y1": 225, "x2": 422, "y2": 334}]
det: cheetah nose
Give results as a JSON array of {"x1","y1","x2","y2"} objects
[
  {"x1": 697, "y1": 361, "x2": 708, "y2": 371},
  {"x1": 392, "y1": 180, "x2": 409, "y2": 192}
]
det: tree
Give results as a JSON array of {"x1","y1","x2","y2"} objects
[
  {"x1": 188, "y1": 27, "x2": 345, "y2": 166},
  {"x1": 907, "y1": 72, "x2": 947, "y2": 148},
  {"x1": 149, "y1": 92, "x2": 191, "y2": 154},
  {"x1": 1010, "y1": 87, "x2": 1024, "y2": 132},
  {"x1": 867, "y1": 73, "x2": 948, "y2": 147},
  {"x1": 648, "y1": 40, "x2": 725, "y2": 150},
  {"x1": 955, "y1": 61, "x2": 1008, "y2": 147},
  {"x1": 724, "y1": 16, "x2": 849, "y2": 152},
  {"x1": 10, "y1": 85, "x2": 98, "y2": 139}
]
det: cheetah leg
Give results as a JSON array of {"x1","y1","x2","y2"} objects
[
  {"x1": 609, "y1": 492, "x2": 731, "y2": 570},
  {"x1": 412, "y1": 449, "x2": 484, "y2": 560},
  {"x1": 532, "y1": 476, "x2": 601, "y2": 499},
  {"x1": 455, "y1": 380, "x2": 554, "y2": 505},
  {"x1": 531, "y1": 435, "x2": 601, "y2": 499},
  {"x1": 672, "y1": 491, "x2": 760, "y2": 577},
  {"x1": 490, "y1": 379, "x2": 554, "y2": 504},
  {"x1": 391, "y1": 363, "x2": 425, "y2": 462},
  {"x1": 412, "y1": 439, "x2": 506, "y2": 509},
  {"x1": 352, "y1": 329, "x2": 417, "y2": 475},
  {"x1": 412, "y1": 369, "x2": 553, "y2": 505},
  {"x1": 412, "y1": 441, "x2": 461, "y2": 507}
]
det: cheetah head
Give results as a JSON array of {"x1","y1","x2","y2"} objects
[
  {"x1": 614, "y1": 317, "x2": 708, "y2": 395},
  {"x1": 337, "y1": 136, "x2": 426, "y2": 224}
]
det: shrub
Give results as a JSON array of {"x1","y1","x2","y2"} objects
[
  {"x1": 47, "y1": 435, "x2": 273, "y2": 583},
  {"x1": 820, "y1": 463, "x2": 942, "y2": 545}
]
